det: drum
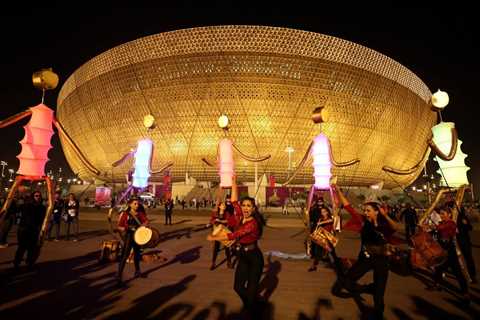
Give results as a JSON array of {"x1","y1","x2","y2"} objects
[
  {"x1": 99, "y1": 239, "x2": 121, "y2": 262},
  {"x1": 410, "y1": 230, "x2": 447, "y2": 270},
  {"x1": 211, "y1": 224, "x2": 235, "y2": 247},
  {"x1": 134, "y1": 226, "x2": 160, "y2": 248},
  {"x1": 310, "y1": 226, "x2": 338, "y2": 252}
]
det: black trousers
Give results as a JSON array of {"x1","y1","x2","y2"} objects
[
  {"x1": 118, "y1": 231, "x2": 142, "y2": 279},
  {"x1": 434, "y1": 245, "x2": 469, "y2": 293},
  {"x1": 66, "y1": 216, "x2": 79, "y2": 240},
  {"x1": 165, "y1": 210, "x2": 172, "y2": 225},
  {"x1": 47, "y1": 219, "x2": 61, "y2": 240},
  {"x1": 14, "y1": 228, "x2": 40, "y2": 268},
  {"x1": 458, "y1": 239, "x2": 477, "y2": 281},
  {"x1": 405, "y1": 223, "x2": 416, "y2": 243},
  {"x1": 343, "y1": 254, "x2": 389, "y2": 317},
  {"x1": 211, "y1": 240, "x2": 232, "y2": 266},
  {"x1": 233, "y1": 247, "x2": 264, "y2": 312},
  {"x1": 0, "y1": 214, "x2": 15, "y2": 244}
]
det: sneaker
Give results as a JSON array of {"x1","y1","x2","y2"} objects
[
  {"x1": 134, "y1": 271, "x2": 146, "y2": 278},
  {"x1": 73, "y1": 239, "x2": 78, "y2": 242},
  {"x1": 0, "y1": 243, "x2": 8, "y2": 248},
  {"x1": 307, "y1": 266, "x2": 317, "y2": 272}
]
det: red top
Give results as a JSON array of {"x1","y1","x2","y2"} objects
[
  {"x1": 226, "y1": 201, "x2": 260, "y2": 244},
  {"x1": 437, "y1": 220, "x2": 457, "y2": 241},
  {"x1": 118, "y1": 211, "x2": 148, "y2": 228},
  {"x1": 318, "y1": 219, "x2": 334, "y2": 232},
  {"x1": 343, "y1": 204, "x2": 398, "y2": 244},
  {"x1": 210, "y1": 209, "x2": 230, "y2": 225}
]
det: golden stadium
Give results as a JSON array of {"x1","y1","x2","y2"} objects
[{"x1": 57, "y1": 25, "x2": 436, "y2": 189}]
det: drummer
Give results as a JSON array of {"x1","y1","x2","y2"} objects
[
  {"x1": 116, "y1": 197, "x2": 149, "y2": 283},
  {"x1": 308, "y1": 199, "x2": 334, "y2": 272},
  {"x1": 209, "y1": 199, "x2": 234, "y2": 270},
  {"x1": 428, "y1": 204, "x2": 470, "y2": 303}
]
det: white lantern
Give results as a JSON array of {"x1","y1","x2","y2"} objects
[
  {"x1": 431, "y1": 122, "x2": 470, "y2": 187},
  {"x1": 218, "y1": 138, "x2": 234, "y2": 187},
  {"x1": 311, "y1": 133, "x2": 332, "y2": 190},
  {"x1": 218, "y1": 115, "x2": 229, "y2": 129},
  {"x1": 431, "y1": 90, "x2": 449, "y2": 109}
]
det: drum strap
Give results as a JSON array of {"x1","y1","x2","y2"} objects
[{"x1": 128, "y1": 212, "x2": 142, "y2": 226}]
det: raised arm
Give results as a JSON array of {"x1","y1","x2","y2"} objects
[
  {"x1": 379, "y1": 206, "x2": 399, "y2": 231},
  {"x1": 0, "y1": 110, "x2": 32, "y2": 128},
  {"x1": 151, "y1": 161, "x2": 174, "y2": 174},
  {"x1": 232, "y1": 143, "x2": 271, "y2": 162},
  {"x1": 54, "y1": 119, "x2": 101, "y2": 176},
  {"x1": 231, "y1": 175, "x2": 238, "y2": 203},
  {"x1": 112, "y1": 150, "x2": 135, "y2": 167},
  {"x1": 332, "y1": 184, "x2": 350, "y2": 207}
]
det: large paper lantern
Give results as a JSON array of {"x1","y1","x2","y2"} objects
[
  {"x1": 16, "y1": 104, "x2": 54, "y2": 177},
  {"x1": 311, "y1": 133, "x2": 332, "y2": 189},
  {"x1": 218, "y1": 138, "x2": 234, "y2": 187},
  {"x1": 431, "y1": 122, "x2": 470, "y2": 187},
  {"x1": 132, "y1": 138, "x2": 153, "y2": 188}
]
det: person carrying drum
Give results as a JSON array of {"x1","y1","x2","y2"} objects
[
  {"x1": 116, "y1": 197, "x2": 149, "y2": 283},
  {"x1": 207, "y1": 175, "x2": 266, "y2": 317},
  {"x1": 331, "y1": 184, "x2": 398, "y2": 319},
  {"x1": 209, "y1": 200, "x2": 234, "y2": 270},
  {"x1": 427, "y1": 204, "x2": 470, "y2": 303},
  {"x1": 308, "y1": 199, "x2": 334, "y2": 272}
]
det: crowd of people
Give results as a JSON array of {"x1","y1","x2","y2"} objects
[
  {"x1": 0, "y1": 192, "x2": 80, "y2": 248},
  {"x1": 1, "y1": 182, "x2": 478, "y2": 319}
]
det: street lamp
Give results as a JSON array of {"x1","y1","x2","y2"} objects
[
  {"x1": 8, "y1": 169, "x2": 14, "y2": 182},
  {"x1": 285, "y1": 146, "x2": 294, "y2": 171},
  {"x1": 1, "y1": 161, "x2": 7, "y2": 177}
]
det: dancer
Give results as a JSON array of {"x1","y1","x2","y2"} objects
[
  {"x1": 207, "y1": 175, "x2": 265, "y2": 317},
  {"x1": 331, "y1": 184, "x2": 398, "y2": 319}
]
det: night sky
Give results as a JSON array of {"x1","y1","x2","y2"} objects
[{"x1": 0, "y1": 5, "x2": 478, "y2": 197}]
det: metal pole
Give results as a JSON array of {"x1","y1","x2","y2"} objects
[{"x1": 255, "y1": 162, "x2": 258, "y2": 202}]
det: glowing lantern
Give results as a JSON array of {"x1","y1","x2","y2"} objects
[
  {"x1": 17, "y1": 104, "x2": 54, "y2": 177},
  {"x1": 431, "y1": 122, "x2": 470, "y2": 187},
  {"x1": 311, "y1": 133, "x2": 332, "y2": 189},
  {"x1": 218, "y1": 115, "x2": 229, "y2": 129},
  {"x1": 218, "y1": 138, "x2": 234, "y2": 187},
  {"x1": 132, "y1": 138, "x2": 153, "y2": 188},
  {"x1": 431, "y1": 89, "x2": 449, "y2": 110}
]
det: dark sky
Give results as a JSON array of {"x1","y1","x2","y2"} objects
[{"x1": 0, "y1": 4, "x2": 478, "y2": 197}]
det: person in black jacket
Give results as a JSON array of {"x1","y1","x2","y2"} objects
[
  {"x1": 13, "y1": 192, "x2": 46, "y2": 270},
  {"x1": 47, "y1": 191, "x2": 64, "y2": 241},
  {"x1": 65, "y1": 193, "x2": 80, "y2": 241},
  {"x1": 164, "y1": 198, "x2": 174, "y2": 225},
  {"x1": 0, "y1": 196, "x2": 18, "y2": 248},
  {"x1": 400, "y1": 203, "x2": 418, "y2": 245},
  {"x1": 457, "y1": 206, "x2": 477, "y2": 284}
]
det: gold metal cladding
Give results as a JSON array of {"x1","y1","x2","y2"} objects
[{"x1": 56, "y1": 25, "x2": 435, "y2": 188}]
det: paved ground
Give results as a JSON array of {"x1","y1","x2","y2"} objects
[{"x1": 0, "y1": 208, "x2": 479, "y2": 319}]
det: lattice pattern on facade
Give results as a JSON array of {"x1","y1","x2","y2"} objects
[{"x1": 57, "y1": 25, "x2": 436, "y2": 188}]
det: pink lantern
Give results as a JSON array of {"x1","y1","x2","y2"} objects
[
  {"x1": 218, "y1": 138, "x2": 234, "y2": 187},
  {"x1": 17, "y1": 104, "x2": 54, "y2": 177},
  {"x1": 311, "y1": 133, "x2": 332, "y2": 189}
]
